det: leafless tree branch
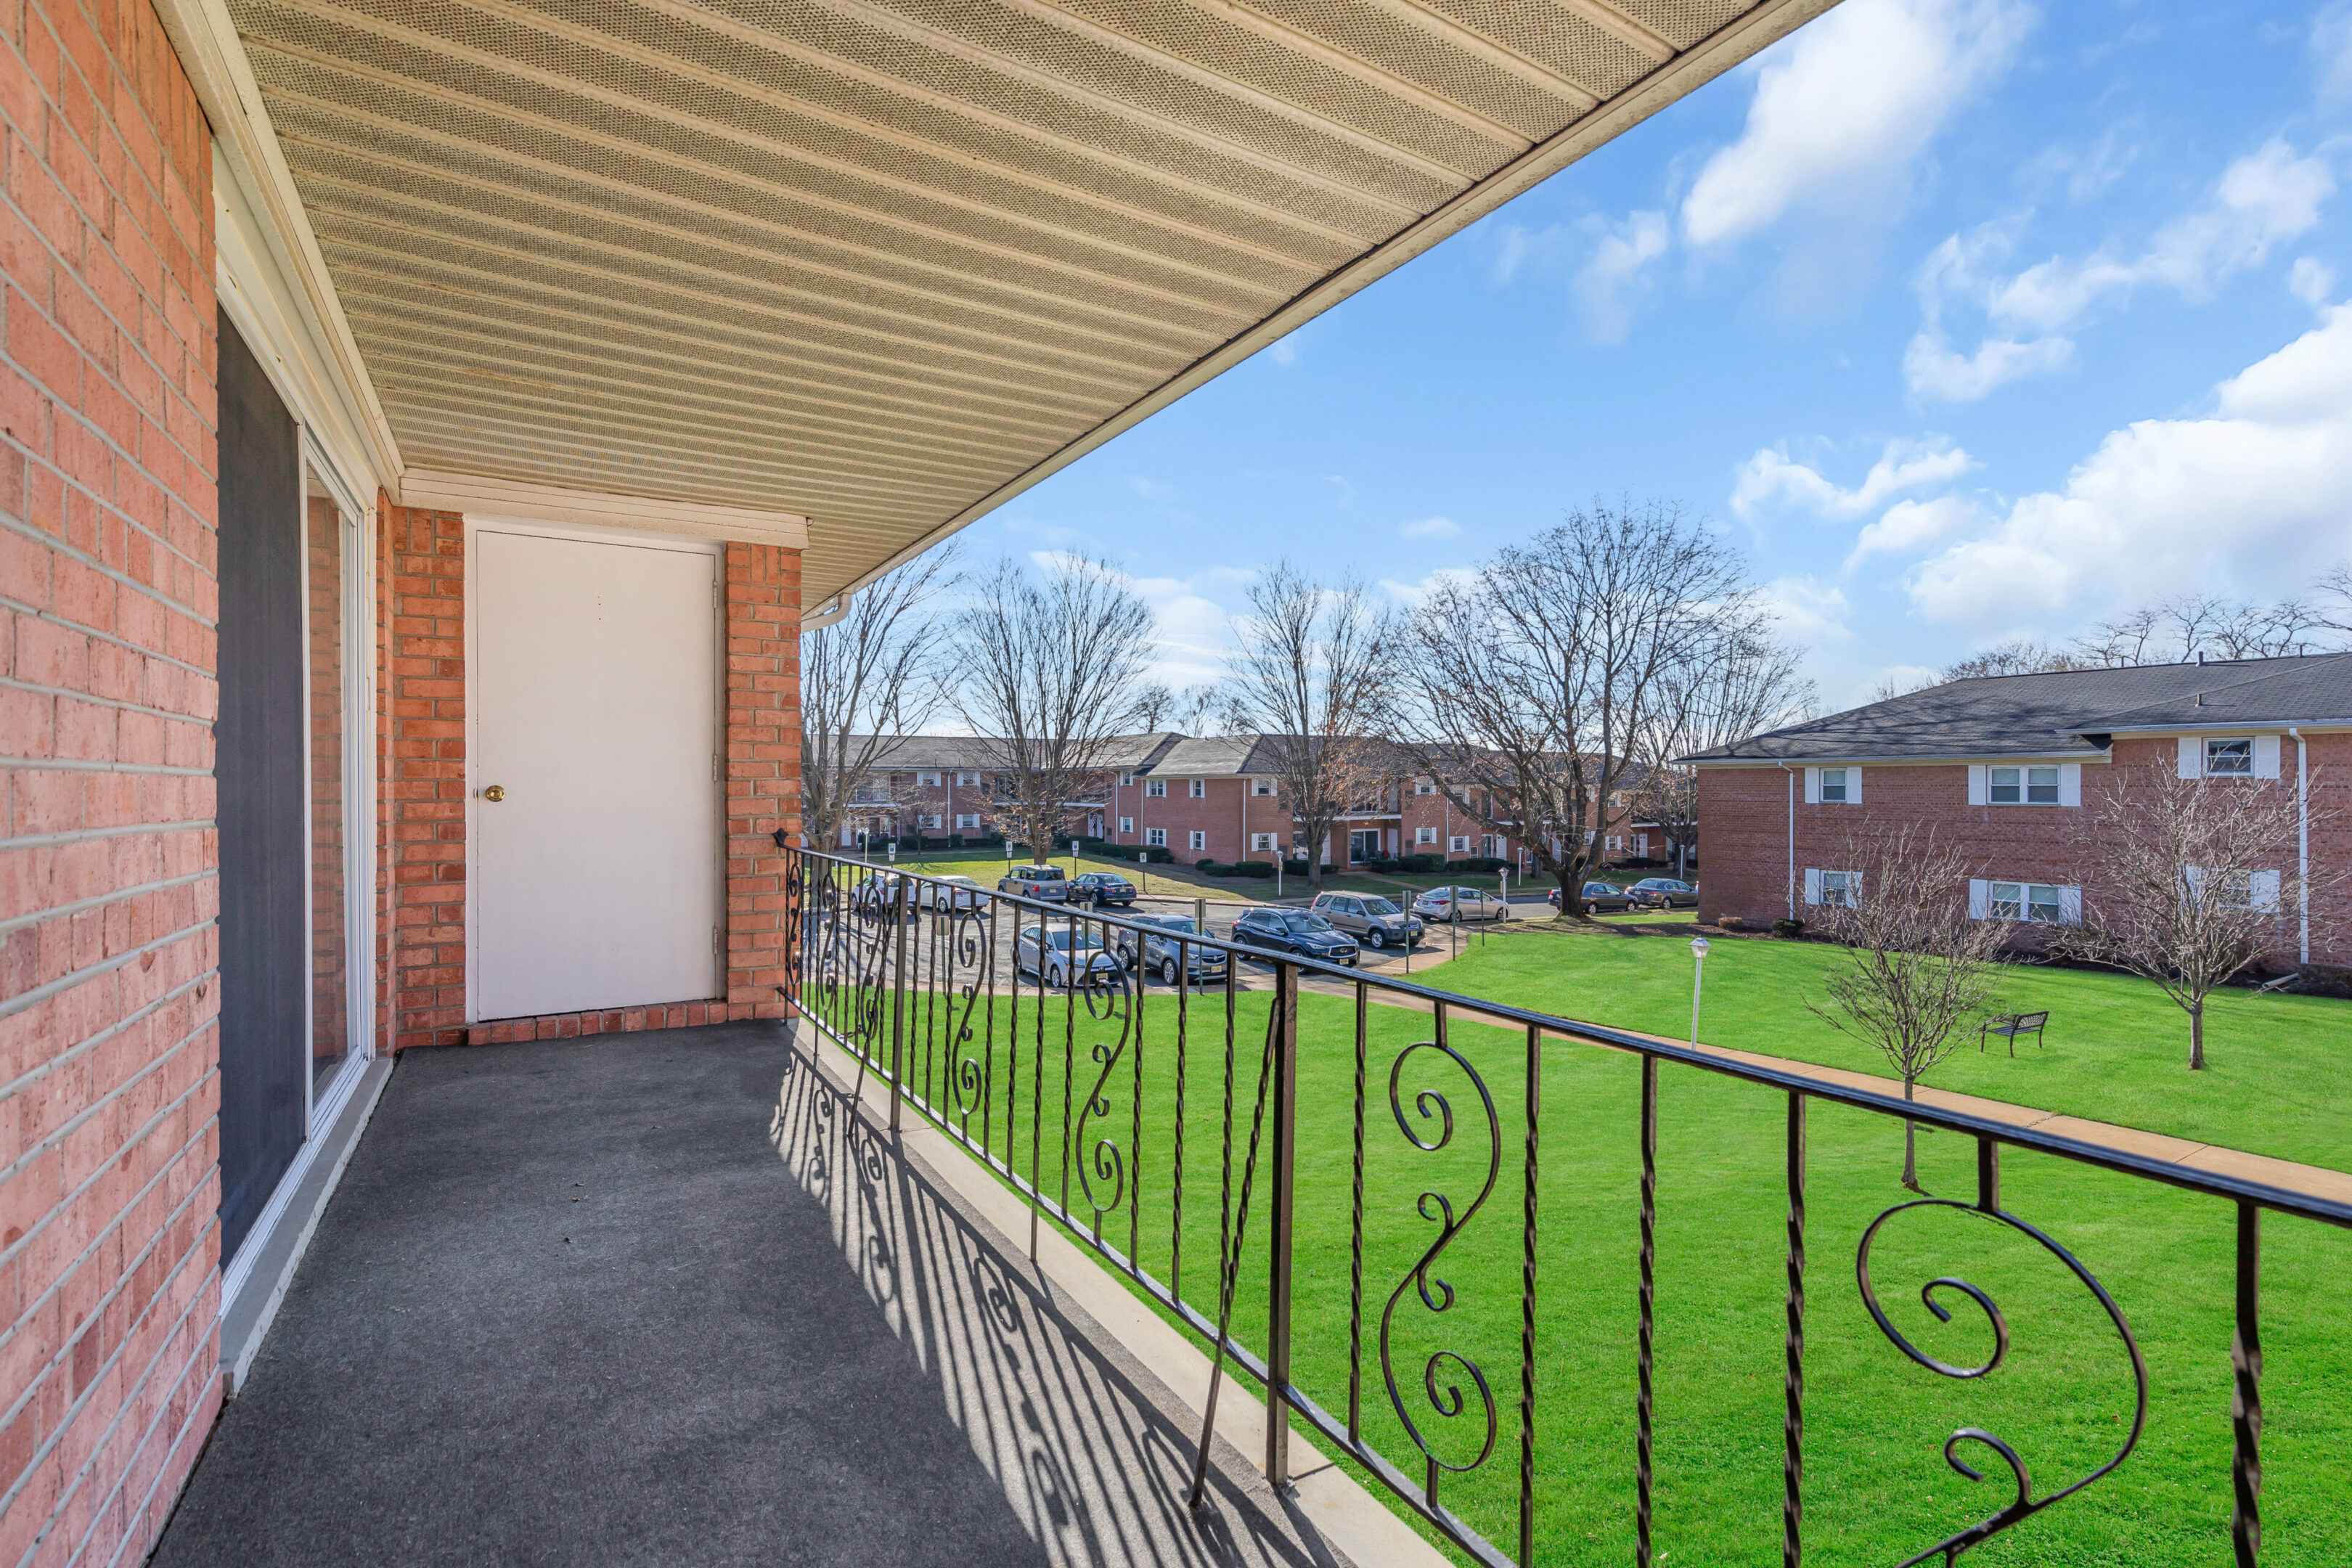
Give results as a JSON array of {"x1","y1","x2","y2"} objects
[{"x1": 799, "y1": 549, "x2": 957, "y2": 849}]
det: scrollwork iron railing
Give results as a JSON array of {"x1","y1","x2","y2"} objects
[{"x1": 781, "y1": 846, "x2": 2348, "y2": 1568}]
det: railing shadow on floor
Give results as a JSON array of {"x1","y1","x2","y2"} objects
[{"x1": 767, "y1": 1029, "x2": 1350, "y2": 1568}]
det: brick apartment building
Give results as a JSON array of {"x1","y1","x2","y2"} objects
[
  {"x1": 1689, "y1": 655, "x2": 2352, "y2": 966},
  {"x1": 839, "y1": 732, "x2": 1659, "y2": 873}
]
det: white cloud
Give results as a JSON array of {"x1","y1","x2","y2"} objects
[
  {"x1": 1845, "y1": 494, "x2": 1979, "y2": 568},
  {"x1": 2292, "y1": 256, "x2": 2337, "y2": 309},
  {"x1": 1379, "y1": 568, "x2": 1477, "y2": 608},
  {"x1": 1571, "y1": 211, "x2": 1669, "y2": 342},
  {"x1": 1908, "y1": 304, "x2": 2352, "y2": 626},
  {"x1": 1681, "y1": 0, "x2": 2029, "y2": 248},
  {"x1": 1757, "y1": 576, "x2": 1854, "y2": 644},
  {"x1": 1990, "y1": 140, "x2": 2335, "y2": 332},
  {"x1": 2315, "y1": 2, "x2": 2352, "y2": 102},
  {"x1": 1400, "y1": 515, "x2": 1461, "y2": 539},
  {"x1": 1903, "y1": 330, "x2": 2074, "y2": 401},
  {"x1": 1731, "y1": 437, "x2": 1975, "y2": 520}
]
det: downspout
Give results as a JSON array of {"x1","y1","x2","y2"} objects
[
  {"x1": 2291, "y1": 728, "x2": 2309, "y2": 965},
  {"x1": 1778, "y1": 762, "x2": 1796, "y2": 920},
  {"x1": 803, "y1": 586, "x2": 854, "y2": 629}
]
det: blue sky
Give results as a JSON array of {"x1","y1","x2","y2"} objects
[{"x1": 963, "y1": 0, "x2": 2352, "y2": 711}]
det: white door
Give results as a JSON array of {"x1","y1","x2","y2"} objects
[{"x1": 473, "y1": 527, "x2": 719, "y2": 1019}]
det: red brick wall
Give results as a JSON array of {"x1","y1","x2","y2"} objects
[
  {"x1": 382, "y1": 505, "x2": 464, "y2": 1049},
  {"x1": 722, "y1": 541, "x2": 796, "y2": 1021},
  {"x1": 0, "y1": 0, "x2": 224, "y2": 1558},
  {"x1": 1697, "y1": 738, "x2": 2352, "y2": 963}
]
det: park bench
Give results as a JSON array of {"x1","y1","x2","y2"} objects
[{"x1": 1979, "y1": 1010, "x2": 2049, "y2": 1055}]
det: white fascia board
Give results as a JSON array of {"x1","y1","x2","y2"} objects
[
  {"x1": 1693, "y1": 751, "x2": 2110, "y2": 768},
  {"x1": 158, "y1": 0, "x2": 403, "y2": 498},
  {"x1": 403, "y1": 470, "x2": 808, "y2": 549}
]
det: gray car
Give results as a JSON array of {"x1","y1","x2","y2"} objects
[
  {"x1": 1411, "y1": 886, "x2": 1511, "y2": 922},
  {"x1": 997, "y1": 864, "x2": 1069, "y2": 902},
  {"x1": 1627, "y1": 877, "x2": 1698, "y2": 910},
  {"x1": 1307, "y1": 891, "x2": 1424, "y2": 950},
  {"x1": 1111, "y1": 914, "x2": 1230, "y2": 985},
  {"x1": 1016, "y1": 924, "x2": 1124, "y2": 987}
]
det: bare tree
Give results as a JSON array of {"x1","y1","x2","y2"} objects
[
  {"x1": 1939, "y1": 640, "x2": 2091, "y2": 682},
  {"x1": 799, "y1": 549, "x2": 956, "y2": 850},
  {"x1": 2047, "y1": 765, "x2": 2318, "y2": 1069},
  {"x1": 956, "y1": 556, "x2": 1156, "y2": 860},
  {"x1": 1225, "y1": 563, "x2": 1393, "y2": 885},
  {"x1": 1806, "y1": 830, "x2": 2010, "y2": 1191},
  {"x1": 1395, "y1": 500, "x2": 1751, "y2": 917},
  {"x1": 1634, "y1": 622, "x2": 1813, "y2": 877},
  {"x1": 2076, "y1": 592, "x2": 2346, "y2": 666}
]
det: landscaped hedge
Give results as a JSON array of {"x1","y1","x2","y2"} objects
[{"x1": 1194, "y1": 858, "x2": 1275, "y2": 878}]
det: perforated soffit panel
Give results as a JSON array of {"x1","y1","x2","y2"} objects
[{"x1": 229, "y1": 0, "x2": 1826, "y2": 600}]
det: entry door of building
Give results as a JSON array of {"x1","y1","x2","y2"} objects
[{"x1": 473, "y1": 526, "x2": 720, "y2": 1020}]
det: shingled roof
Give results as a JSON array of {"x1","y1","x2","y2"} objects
[{"x1": 1687, "y1": 653, "x2": 2352, "y2": 763}]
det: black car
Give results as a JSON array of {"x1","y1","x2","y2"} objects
[
  {"x1": 1069, "y1": 870, "x2": 1138, "y2": 907},
  {"x1": 1230, "y1": 907, "x2": 1358, "y2": 966}
]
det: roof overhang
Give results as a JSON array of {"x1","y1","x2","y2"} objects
[{"x1": 163, "y1": 0, "x2": 1840, "y2": 597}]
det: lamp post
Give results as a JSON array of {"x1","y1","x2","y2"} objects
[{"x1": 1689, "y1": 936, "x2": 1710, "y2": 1048}]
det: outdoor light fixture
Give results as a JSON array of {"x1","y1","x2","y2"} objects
[{"x1": 1689, "y1": 936, "x2": 1710, "y2": 1049}]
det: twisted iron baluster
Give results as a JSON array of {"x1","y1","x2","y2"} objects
[
  {"x1": 1855, "y1": 1188, "x2": 2150, "y2": 1567},
  {"x1": 1637, "y1": 1053, "x2": 1657, "y2": 1568},
  {"x1": 1517, "y1": 1021, "x2": 1539, "y2": 1567},
  {"x1": 2232, "y1": 1202, "x2": 2261, "y2": 1567},
  {"x1": 1379, "y1": 1006, "x2": 1503, "y2": 1512},
  {"x1": 1349, "y1": 979, "x2": 1368, "y2": 1445},
  {"x1": 1785, "y1": 1093, "x2": 1805, "y2": 1568},
  {"x1": 1071, "y1": 942, "x2": 1138, "y2": 1239}
]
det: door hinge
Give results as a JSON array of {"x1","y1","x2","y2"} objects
[
  {"x1": 712, "y1": 925, "x2": 722, "y2": 954},
  {"x1": 712, "y1": 578, "x2": 720, "y2": 610},
  {"x1": 712, "y1": 753, "x2": 721, "y2": 783}
]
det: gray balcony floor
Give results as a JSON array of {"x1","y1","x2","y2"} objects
[{"x1": 153, "y1": 1023, "x2": 1350, "y2": 1568}]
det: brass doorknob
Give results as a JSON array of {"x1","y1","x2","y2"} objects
[{"x1": 483, "y1": 785, "x2": 507, "y2": 802}]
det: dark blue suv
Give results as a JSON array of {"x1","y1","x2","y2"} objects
[{"x1": 1231, "y1": 907, "x2": 1358, "y2": 966}]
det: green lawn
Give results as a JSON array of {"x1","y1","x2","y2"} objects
[
  {"x1": 805, "y1": 965, "x2": 2352, "y2": 1567},
  {"x1": 1423, "y1": 924, "x2": 2352, "y2": 1171}
]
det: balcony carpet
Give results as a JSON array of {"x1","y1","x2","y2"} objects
[{"x1": 152, "y1": 1023, "x2": 1346, "y2": 1567}]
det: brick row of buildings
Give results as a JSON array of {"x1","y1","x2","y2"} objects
[
  {"x1": 1691, "y1": 654, "x2": 2352, "y2": 966},
  {"x1": 833, "y1": 733, "x2": 1668, "y2": 872}
]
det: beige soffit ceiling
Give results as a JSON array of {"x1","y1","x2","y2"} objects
[{"x1": 218, "y1": 0, "x2": 1839, "y2": 602}]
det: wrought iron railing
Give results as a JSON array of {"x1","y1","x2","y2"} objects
[{"x1": 781, "y1": 846, "x2": 2348, "y2": 1567}]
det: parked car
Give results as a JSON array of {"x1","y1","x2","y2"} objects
[
  {"x1": 1547, "y1": 881, "x2": 1636, "y2": 915},
  {"x1": 1411, "y1": 886, "x2": 1511, "y2": 922},
  {"x1": 1111, "y1": 914, "x2": 1230, "y2": 985},
  {"x1": 910, "y1": 874, "x2": 989, "y2": 912},
  {"x1": 1069, "y1": 870, "x2": 1138, "y2": 907},
  {"x1": 1230, "y1": 907, "x2": 1358, "y2": 966},
  {"x1": 997, "y1": 864, "x2": 1069, "y2": 902},
  {"x1": 1016, "y1": 924, "x2": 1125, "y2": 988},
  {"x1": 1308, "y1": 891, "x2": 1423, "y2": 950},
  {"x1": 1627, "y1": 877, "x2": 1698, "y2": 910},
  {"x1": 850, "y1": 871, "x2": 909, "y2": 917}
]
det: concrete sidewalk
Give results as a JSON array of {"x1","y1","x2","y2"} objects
[{"x1": 152, "y1": 1024, "x2": 1368, "y2": 1568}]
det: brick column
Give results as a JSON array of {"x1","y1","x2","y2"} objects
[
  {"x1": 383, "y1": 505, "x2": 465, "y2": 1048},
  {"x1": 723, "y1": 541, "x2": 799, "y2": 1018}
]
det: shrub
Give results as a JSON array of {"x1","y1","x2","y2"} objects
[{"x1": 1771, "y1": 918, "x2": 1806, "y2": 939}]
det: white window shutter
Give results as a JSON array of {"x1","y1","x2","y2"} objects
[
  {"x1": 1802, "y1": 867, "x2": 1822, "y2": 905},
  {"x1": 2185, "y1": 865, "x2": 2207, "y2": 903},
  {"x1": 1848, "y1": 768, "x2": 1863, "y2": 804},
  {"x1": 2179, "y1": 737, "x2": 2201, "y2": 779},
  {"x1": 2255, "y1": 735, "x2": 2281, "y2": 779},
  {"x1": 1803, "y1": 767, "x2": 1821, "y2": 804},
  {"x1": 2059, "y1": 763, "x2": 2082, "y2": 807},
  {"x1": 2057, "y1": 886, "x2": 2083, "y2": 925},
  {"x1": 1967, "y1": 765, "x2": 1987, "y2": 806},
  {"x1": 2252, "y1": 870, "x2": 2282, "y2": 912},
  {"x1": 1968, "y1": 878, "x2": 1989, "y2": 920}
]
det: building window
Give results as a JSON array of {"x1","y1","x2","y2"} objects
[
  {"x1": 916, "y1": 771, "x2": 941, "y2": 787},
  {"x1": 918, "y1": 814, "x2": 942, "y2": 830},
  {"x1": 1118, "y1": 772, "x2": 1133, "y2": 786},
  {"x1": 1188, "y1": 830, "x2": 1206, "y2": 852},
  {"x1": 1251, "y1": 832, "x2": 1277, "y2": 851},
  {"x1": 1605, "y1": 835, "x2": 1621, "y2": 852},
  {"x1": 1146, "y1": 828, "x2": 1167, "y2": 847},
  {"x1": 1252, "y1": 778, "x2": 1273, "y2": 796},
  {"x1": 1188, "y1": 778, "x2": 1205, "y2": 798},
  {"x1": 1415, "y1": 778, "x2": 1437, "y2": 794},
  {"x1": 955, "y1": 771, "x2": 981, "y2": 786},
  {"x1": 1119, "y1": 815, "x2": 1135, "y2": 834},
  {"x1": 2187, "y1": 867, "x2": 2280, "y2": 911},
  {"x1": 1818, "y1": 870, "x2": 1857, "y2": 907},
  {"x1": 1146, "y1": 779, "x2": 1166, "y2": 797},
  {"x1": 954, "y1": 813, "x2": 981, "y2": 831},
  {"x1": 1818, "y1": 769, "x2": 1848, "y2": 803},
  {"x1": 1990, "y1": 766, "x2": 2059, "y2": 804},
  {"x1": 1989, "y1": 881, "x2": 2062, "y2": 922},
  {"x1": 1482, "y1": 835, "x2": 1501, "y2": 858},
  {"x1": 1448, "y1": 835, "x2": 1471, "y2": 853},
  {"x1": 2205, "y1": 738, "x2": 2253, "y2": 777},
  {"x1": 1416, "y1": 826, "x2": 1437, "y2": 846}
]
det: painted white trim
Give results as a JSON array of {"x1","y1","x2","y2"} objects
[
  {"x1": 404, "y1": 470, "x2": 808, "y2": 550},
  {"x1": 2254, "y1": 734, "x2": 2282, "y2": 779},
  {"x1": 1967, "y1": 765, "x2": 1987, "y2": 807},
  {"x1": 2058, "y1": 762, "x2": 2082, "y2": 808},
  {"x1": 217, "y1": 1043, "x2": 374, "y2": 1320},
  {"x1": 2179, "y1": 737, "x2": 2202, "y2": 779},
  {"x1": 1802, "y1": 767, "x2": 1819, "y2": 804},
  {"x1": 462, "y1": 515, "x2": 727, "y2": 1025},
  {"x1": 1968, "y1": 878, "x2": 1989, "y2": 920}
]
